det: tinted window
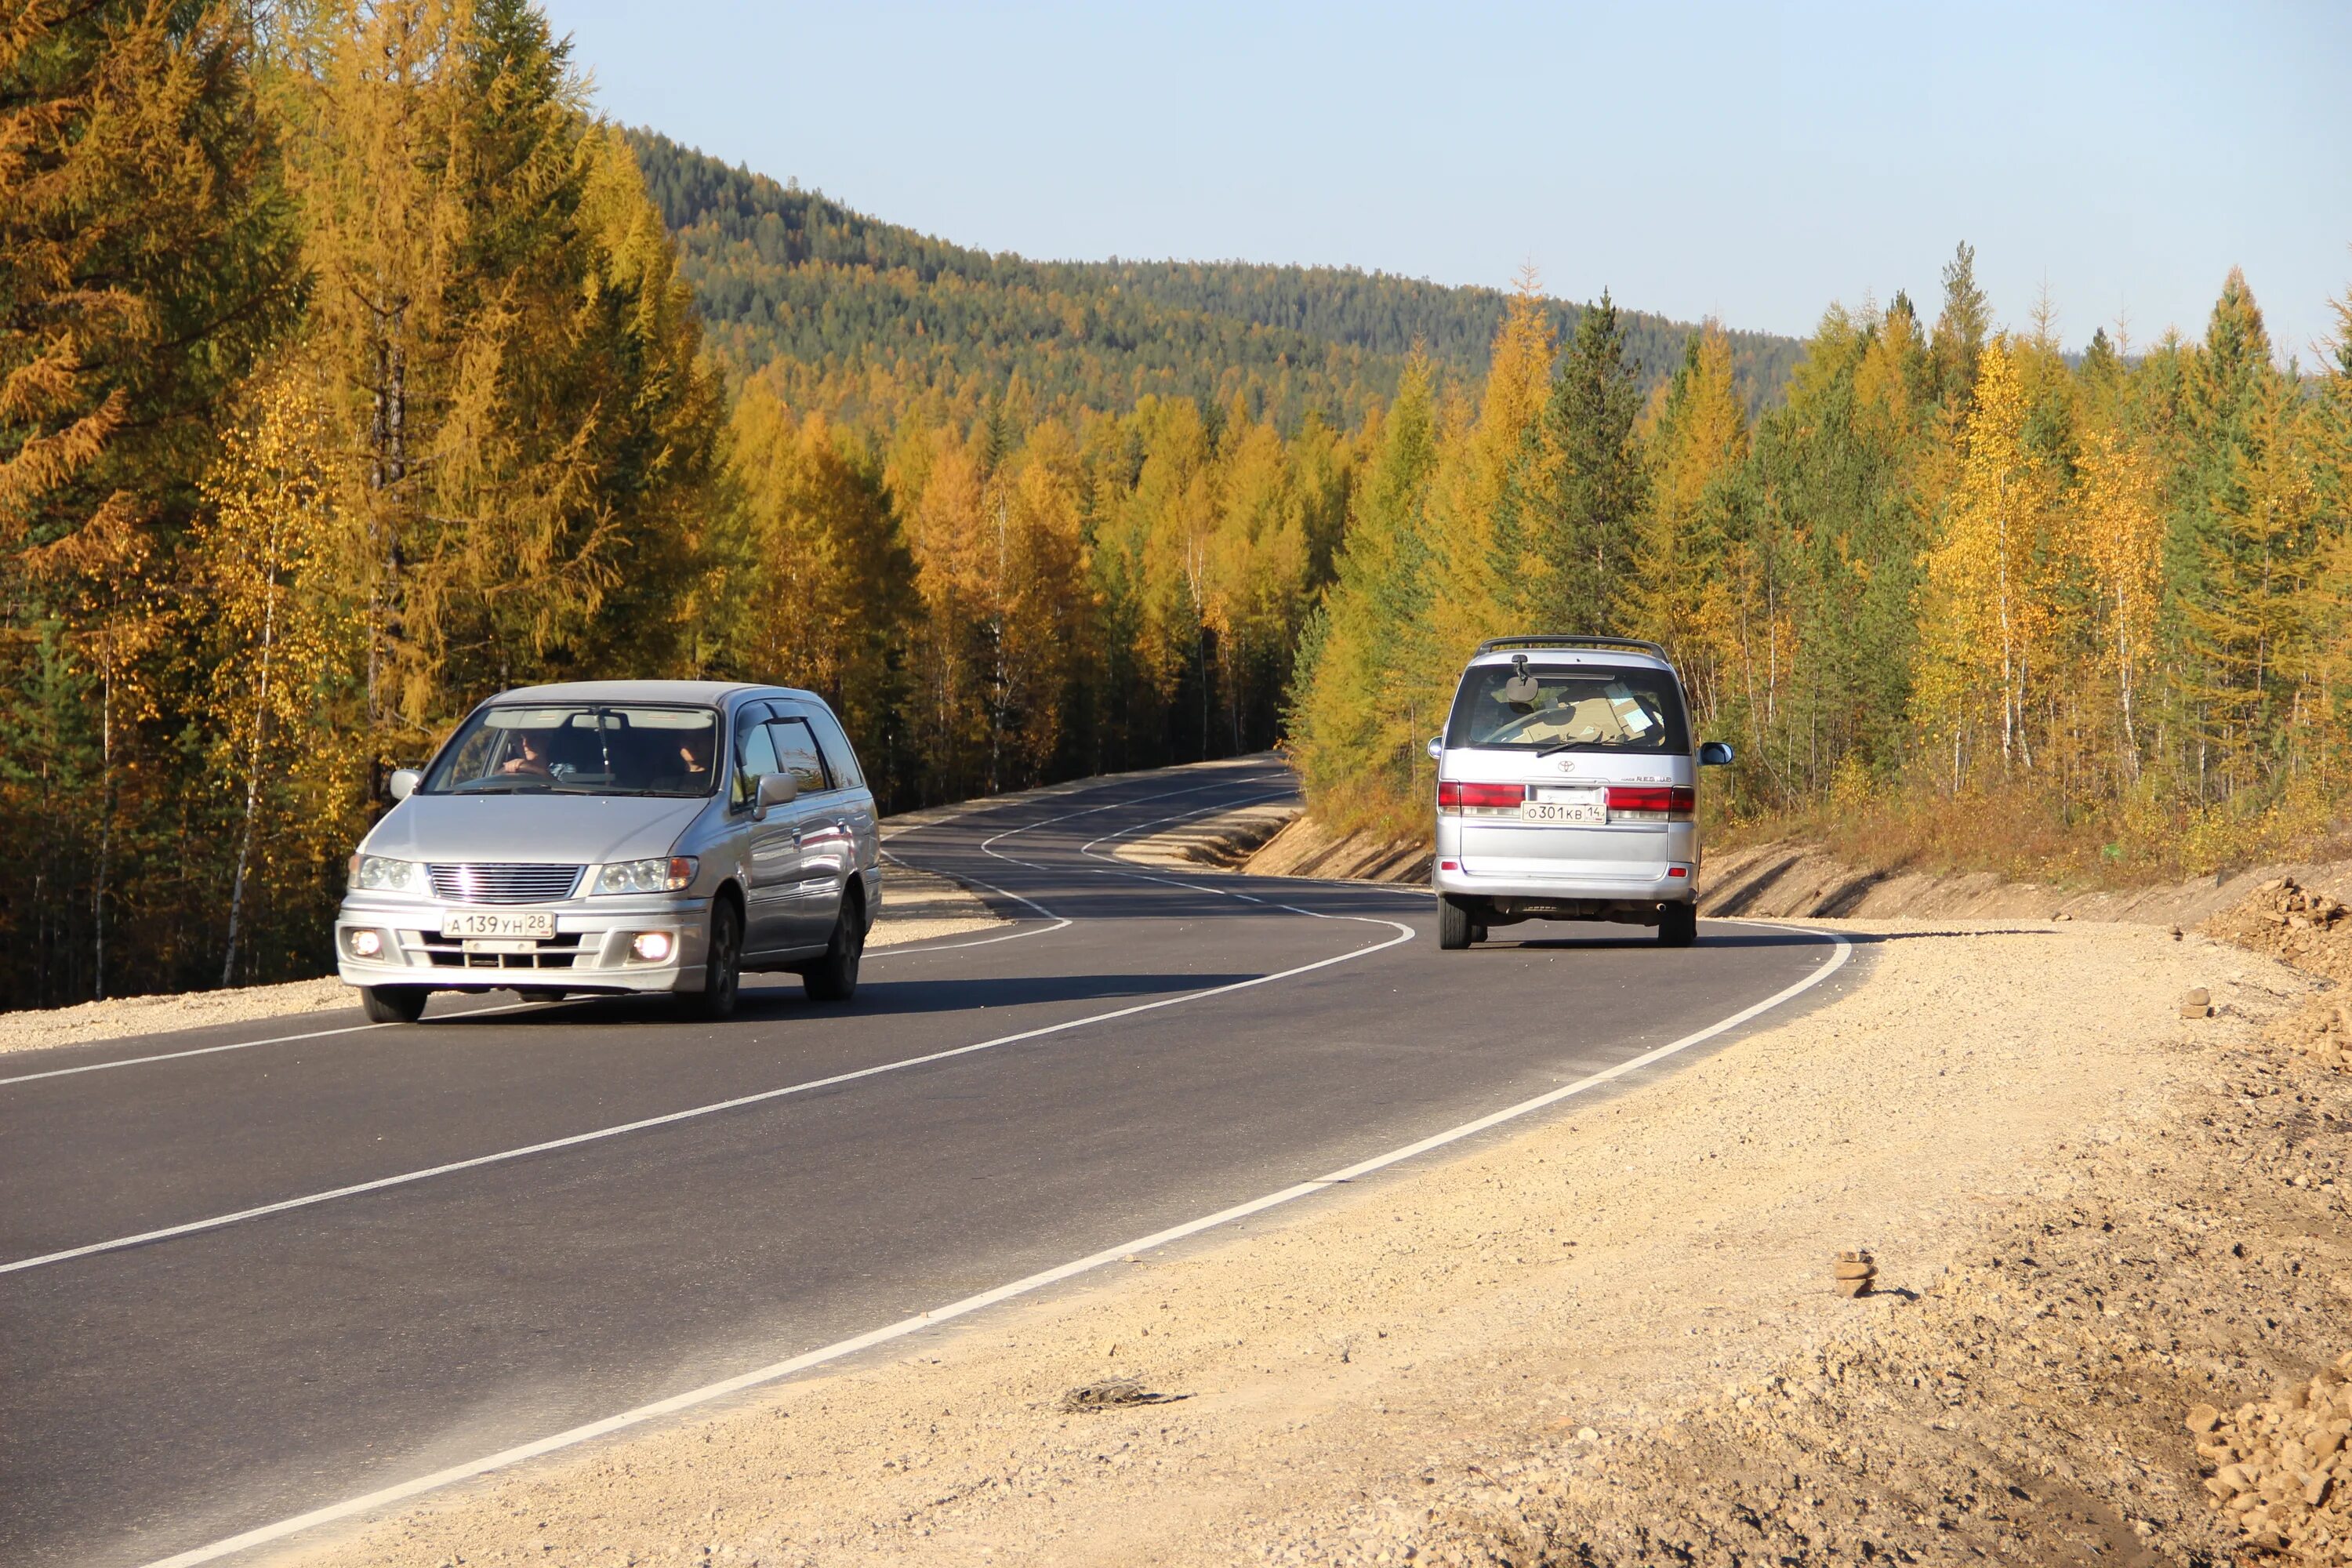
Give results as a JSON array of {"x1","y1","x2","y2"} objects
[
  {"x1": 731, "y1": 717, "x2": 781, "y2": 808},
  {"x1": 768, "y1": 718, "x2": 830, "y2": 794},
  {"x1": 1445, "y1": 664, "x2": 1691, "y2": 754},
  {"x1": 802, "y1": 706, "x2": 865, "y2": 790}
]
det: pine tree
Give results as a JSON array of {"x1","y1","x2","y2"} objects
[
  {"x1": 1929, "y1": 241, "x2": 1990, "y2": 409},
  {"x1": 1525, "y1": 291, "x2": 1644, "y2": 632}
]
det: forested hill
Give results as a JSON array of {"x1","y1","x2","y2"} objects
[{"x1": 626, "y1": 130, "x2": 1805, "y2": 429}]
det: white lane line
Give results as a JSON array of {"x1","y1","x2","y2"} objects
[
  {"x1": 138, "y1": 920, "x2": 1850, "y2": 1568},
  {"x1": 0, "y1": 997, "x2": 553, "y2": 1089},
  {"x1": 977, "y1": 775, "x2": 1257, "y2": 870},
  {"x1": 5, "y1": 915, "x2": 1415, "y2": 1279},
  {"x1": 2, "y1": 775, "x2": 1281, "y2": 1087},
  {"x1": 869, "y1": 771, "x2": 1292, "y2": 953},
  {"x1": 1074, "y1": 787, "x2": 1298, "y2": 861}
]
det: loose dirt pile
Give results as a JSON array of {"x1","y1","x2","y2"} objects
[
  {"x1": 2209, "y1": 877, "x2": 2352, "y2": 983},
  {"x1": 2190, "y1": 1355, "x2": 2352, "y2": 1562}
]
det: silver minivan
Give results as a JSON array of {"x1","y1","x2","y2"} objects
[
  {"x1": 336, "y1": 681, "x2": 880, "y2": 1022},
  {"x1": 1429, "y1": 636, "x2": 1731, "y2": 949}
]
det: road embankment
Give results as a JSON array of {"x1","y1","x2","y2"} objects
[{"x1": 279, "y1": 895, "x2": 2347, "y2": 1568}]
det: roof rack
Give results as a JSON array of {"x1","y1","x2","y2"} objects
[{"x1": 1472, "y1": 634, "x2": 1671, "y2": 662}]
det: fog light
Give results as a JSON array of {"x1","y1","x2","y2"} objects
[
  {"x1": 630, "y1": 931, "x2": 674, "y2": 963},
  {"x1": 348, "y1": 929, "x2": 383, "y2": 958}
]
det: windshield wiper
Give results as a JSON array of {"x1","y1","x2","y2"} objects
[{"x1": 449, "y1": 778, "x2": 554, "y2": 793}]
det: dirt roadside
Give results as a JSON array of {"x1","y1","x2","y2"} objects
[{"x1": 267, "y1": 896, "x2": 2348, "y2": 1568}]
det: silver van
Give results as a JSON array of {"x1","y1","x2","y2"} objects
[
  {"x1": 1429, "y1": 636, "x2": 1731, "y2": 949},
  {"x1": 336, "y1": 681, "x2": 880, "y2": 1022}
]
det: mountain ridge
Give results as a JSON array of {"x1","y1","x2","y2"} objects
[{"x1": 626, "y1": 129, "x2": 1806, "y2": 429}]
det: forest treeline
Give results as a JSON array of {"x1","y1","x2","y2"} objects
[
  {"x1": 626, "y1": 130, "x2": 1806, "y2": 432},
  {"x1": 5, "y1": 2, "x2": 2349, "y2": 1014},
  {"x1": 1292, "y1": 250, "x2": 2352, "y2": 882},
  {"x1": 0, "y1": 0, "x2": 1359, "y2": 1007}
]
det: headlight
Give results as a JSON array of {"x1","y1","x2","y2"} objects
[
  {"x1": 349, "y1": 855, "x2": 425, "y2": 893},
  {"x1": 593, "y1": 856, "x2": 698, "y2": 895}
]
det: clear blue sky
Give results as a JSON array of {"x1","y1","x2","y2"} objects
[{"x1": 541, "y1": 0, "x2": 2352, "y2": 362}]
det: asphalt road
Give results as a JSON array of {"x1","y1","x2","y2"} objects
[{"x1": 0, "y1": 760, "x2": 1849, "y2": 1567}]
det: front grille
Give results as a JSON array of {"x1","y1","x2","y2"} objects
[
  {"x1": 426, "y1": 863, "x2": 583, "y2": 904},
  {"x1": 411, "y1": 931, "x2": 583, "y2": 970}
]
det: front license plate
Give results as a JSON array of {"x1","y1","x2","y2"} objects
[
  {"x1": 441, "y1": 909, "x2": 556, "y2": 939},
  {"x1": 1520, "y1": 800, "x2": 1605, "y2": 826}
]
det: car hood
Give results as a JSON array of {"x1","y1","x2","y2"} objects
[{"x1": 364, "y1": 793, "x2": 711, "y2": 866}]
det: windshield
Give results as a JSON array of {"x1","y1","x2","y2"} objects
[
  {"x1": 420, "y1": 704, "x2": 723, "y2": 797},
  {"x1": 1445, "y1": 663, "x2": 1691, "y2": 753}
]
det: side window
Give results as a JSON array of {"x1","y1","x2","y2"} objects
[
  {"x1": 804, "y1": 707, "x2": 865, "y2": 791},
  {"x1": 731, "y1": 714, "x2": 781, "y2": 808},
  {"x1": 768, "y1": 718, "x2": 830, "y2": 795}
]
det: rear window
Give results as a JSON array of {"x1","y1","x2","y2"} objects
[{"x1": 1445, "y1": 662, "x2": 1690, "y2": 754}]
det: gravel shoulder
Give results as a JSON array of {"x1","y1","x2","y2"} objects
[{"x1": 268, "y1": 906, "x2": 2350, "y2": 1568}]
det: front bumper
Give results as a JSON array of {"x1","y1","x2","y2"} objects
[{"x1": 335, "y1": 895, "x2": 714, "y2": 993}]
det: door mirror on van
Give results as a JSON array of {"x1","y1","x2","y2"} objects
[
  {"x1": 1698, "y1": 740, "x2": 1735, "y2": 768},
  {"x1": 387, "y1": 768, "x2": 422, "y2": 802},
  {"x1": 1427, "y1": 735, "x2": 1443, "y2": 760},
  {"x1": 754, "y1": 771, "x2": 797, "y2": 817}
]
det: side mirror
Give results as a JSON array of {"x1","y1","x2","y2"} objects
[
  {"x1": 1427, "y1": 735, "x2": 1443, "y2": 761},
  {"x1": 754, "y1": 771, "x2": 797, "y2": 818},
  {"x1": 1698, "y1": 740, "x2": 1735, "y2": 768},
  {"x1": 387, "y1": 768, "x2": 422, "y2": 802}
]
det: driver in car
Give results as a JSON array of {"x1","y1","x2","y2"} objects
[{"x1": 499, "y1": 730, "x2": 555, "y2": 776}]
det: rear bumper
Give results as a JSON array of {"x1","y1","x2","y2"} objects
[
  {"x1": 1430, "y1": 861, "x2": 1695, "y2": 909},
  {"x1": 333, "y1": 894, "x2": 713, "y2": 994}
]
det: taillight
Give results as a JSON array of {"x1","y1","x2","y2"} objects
[
  {"x1": 1437, "y1": 781, "x2": 1526, "y2": 814},
  {"x1": 1606, "y1": 785, "x2": 1695, "y2": 822}
]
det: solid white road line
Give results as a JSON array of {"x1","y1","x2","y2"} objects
[
  {"x1": 4, "y1": 913, "x2": 1415, "y2": 1278},
  {"x1": 0, "y1": 996, "x2": 552, "y2": 1089},
  {"x1": 139, "y1": 920, "x2": 1850, "y2": 1568}
]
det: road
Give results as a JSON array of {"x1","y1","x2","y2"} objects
[{"x1": 0, "y1": 760, "x2": 1848, "y2": 1567}]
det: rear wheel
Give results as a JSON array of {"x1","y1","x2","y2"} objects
[
  {"x1": 1659, "y1": 902, "x2": 1698, "y2": 947},
  {"x1": 360, "y1": 985, "x2": 430, "y2": 1025},
  {"x1": 802, "y1": 888, "x2": 865, "y2": 1003},
  {"x1": 680, "y1": 898, "x2": 743, "y2": 1021},
  {"x1": 1438, "y1": 895, "x2": 1478, "y2": 950}
]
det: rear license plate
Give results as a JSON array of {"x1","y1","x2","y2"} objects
[
  {"x1": 1520, "y1": 790, "x2": 1605, "y2": 826},
  {"x1": 1519, "y1": 802, "x2": 1603, "y2": 825},
  {"x1": 441, "y1": 909, "x2": 556, "y2": 939}
]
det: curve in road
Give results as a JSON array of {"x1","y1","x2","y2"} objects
[{"x1": 0, "y1": 760, "x2": 1849, "y2": 1568}]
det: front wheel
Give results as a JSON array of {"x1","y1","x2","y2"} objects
[
  {"x1": 680, "y1": 898, "x2": 743, "y2": 1021},
  {"x1": 360, "y1": 985, "x2": 430, "y2": 1024},
  {"x1": 1658, "y1": 902, "x2": 1698, "y2": 947},
  {"x1": 1438, "y1": 895, "x2": 1478, "y2": 950},
  {"x1": 802, "y1": 891, "x2": 865, "y2": 1003}
]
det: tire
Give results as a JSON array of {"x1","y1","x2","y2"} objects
[
  {"x1": 680, "y1": 897, "x2": 743, "y2": 1021},
  {"x1": 1438, "y1": 895, "x2": 1477, "y2": 950},
  {"x1": 360, "y1": 985, "x2": 430, "y2": 1024},
  {"x1": 1659, "y1": 902, "x2": 1698, "y2": 947},
  {"x1": 802, "y1": 889, "x2": 866, "y2": 1004}
]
